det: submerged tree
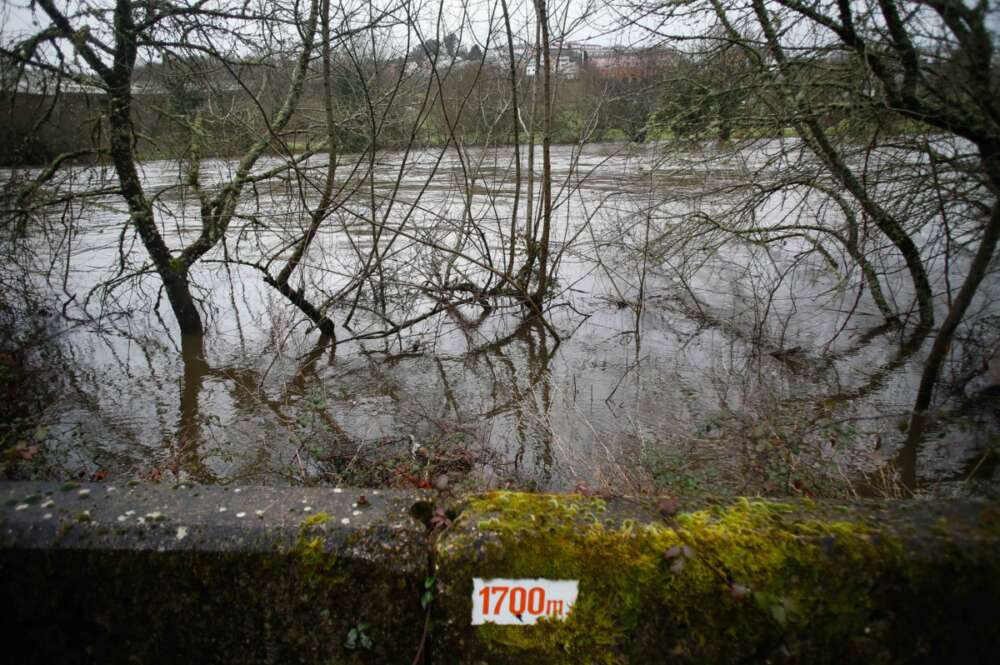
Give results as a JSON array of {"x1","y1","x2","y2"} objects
[
  {"x1": 634, "y1": 0, "x2": 1000, "y2": 488},
  {"x1": 1, "y1": 0, "x2": 331, "y2": 336},
  {"x1": 2, "y1": 0, "x2": 577, "y2": 348},
  {"x1": 750, "y1": 0, "x2": 999, "y2": 485}
]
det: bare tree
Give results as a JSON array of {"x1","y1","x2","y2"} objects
[
  {"x1": 1, "y1": 0, "x2": 336, "y2": 336},
  {"x1": 630, "y1": 0, "x2": 1000, "y2": 488}
]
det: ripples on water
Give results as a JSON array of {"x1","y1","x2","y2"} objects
[{"x1": 5, "y1": 142, "x2": 998, "y2": 497}]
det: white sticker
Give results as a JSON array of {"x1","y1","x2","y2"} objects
[{"x1": 471, "y1": 578, "x2": 579, "y2": 625}]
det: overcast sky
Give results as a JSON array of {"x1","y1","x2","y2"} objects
[{"x1": 0, "y1": 0, "x2": 695, "y2": 61}]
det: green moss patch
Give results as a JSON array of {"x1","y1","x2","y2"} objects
[
  {"x1": 438, "y1": 492, "x2": 1000, "y2": 664},
  {"x1": 290, "y1": 512, "x2": 345, "y2": 592}
]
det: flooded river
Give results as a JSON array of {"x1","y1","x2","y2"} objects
[{"x1": 4, "y1": 141, "x2": 998, "y2": 497}]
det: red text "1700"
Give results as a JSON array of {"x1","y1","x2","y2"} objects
[{"x1": 478, "y1": 585, "x2": 565, "y2": 619}]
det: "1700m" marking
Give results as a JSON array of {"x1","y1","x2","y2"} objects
[{"x1": 471, "y1": 578, "x2": 579, "y2": 625}]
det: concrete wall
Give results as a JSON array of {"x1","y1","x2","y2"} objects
[{"x1": 3, "y1": 482, "x2": 999, "y2": 664}]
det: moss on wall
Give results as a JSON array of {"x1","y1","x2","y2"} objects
[
  {"x1": 435, "y1": 492, "x2": 1000, "y2": 664},
  {"x1": 3, "y1": 482, "x2": 997, "y2": 664}
]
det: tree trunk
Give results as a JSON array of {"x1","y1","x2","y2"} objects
[
  {"x1": 107, "y1": 96, "x2": 203, "y2": 336},
  {"x1": 532, "y1": 0, "x2": 553, "y2": 305},
  {"x1": 896, "y1": 144, "x2": 1000, "y2": 489},
  {"x1": 104, "y1": 2, "x2": 203, "y2": 336},
  {"x1": 500, "y1": 0, "x2": 521, "y2": 282}
]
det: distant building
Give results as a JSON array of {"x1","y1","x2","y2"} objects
[
  {"x1": 491, "y1": 42, "x2": 681, "y2": 81},
  {"x1": 577, "y1": 44, "x2": 680, "y2": 81},
  {"x1": 524, "y1": 45, "x2": 586, "y2": 79}
]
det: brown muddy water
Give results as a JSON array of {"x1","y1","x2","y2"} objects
[{"x1": 4, "y1": 141, "x2": 998, "y2": 498}]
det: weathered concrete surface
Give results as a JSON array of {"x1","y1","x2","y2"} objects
[
  {"x1": 1, "y1": 482, "x2": 429, "y2": 664},
  {"x1": 4, "y1": 483, "x2": 1000, "y2": 664},
  {"x1": 433, "y1": 493, "x2": 1000, "y2": 665}
]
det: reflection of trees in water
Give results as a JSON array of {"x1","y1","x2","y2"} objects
[
  {"x1": 106, "y1": 246, "x2": 992, "y2": 492},
  {"x1": 176, "y1": 334, "x2": 211, "y2": 482},
  {"x1": 468, "y1": 318, "x2": 556, "y2": 485},
  {"x1": 163, "y1": 314, "x2": 560, "y2": 487},
  {"x1": 643, "y1": 281, "x2": 936, "y2": 493}
]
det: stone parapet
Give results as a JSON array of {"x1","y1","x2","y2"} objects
[{"x1": 3, "y1": 483, "x2": 999, "y2": 664}]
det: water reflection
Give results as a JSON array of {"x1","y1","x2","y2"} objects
[
  {"x1": 176, "y1": 334, "x2": 212, "y2": 483},
  {"x1": 6, "y1": 143, "x2": 997, "y2": 496},
  {"x1": 470, "y1": 317, "x2": 556, "y2": 485}
]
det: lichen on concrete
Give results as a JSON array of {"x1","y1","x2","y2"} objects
[
  {"x1": 0, "y1": 481, "x2": 429, "y2": 665},
  {"x1": 435, "y1": 492, "x2": 1000, "y2": 664},
  {"x1": 3, "y1": 482, "x2": 998, "y2": 663}
]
